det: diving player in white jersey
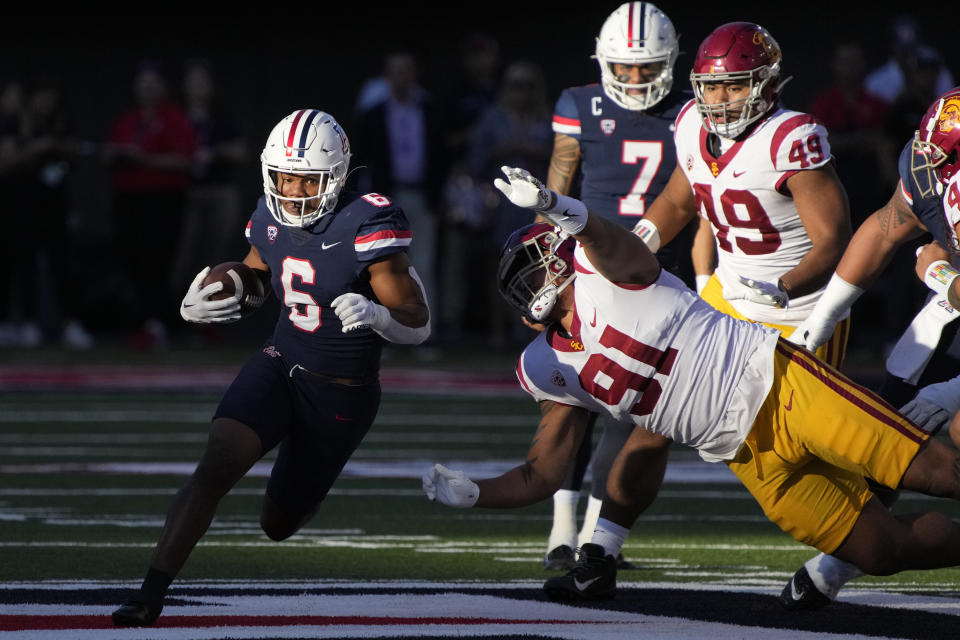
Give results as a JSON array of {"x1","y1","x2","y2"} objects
[{"x1": 423, "y1": 165, "x2": 960, "y2": 604}]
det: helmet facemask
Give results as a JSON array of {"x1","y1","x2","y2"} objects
[
  {"x1": 262, "y1": 165, "x2": 346, "y2": 227},
  {"x1": 597, "y1": 57, "x2": 675, "y2": 111},
  {"x1": 593, "y1": 2, "x2": 679, "y2": 111},
  {"x1": 260, "y1": 109, "x2": 351, "y2": 228},
  {"x1": 690, "y1": 68, "x2": 782, "y2": 139},
  {"x1": 498, "y1": 226, "x2": 576, "y2": 323},
  {"x1": 911, "y1": 94, "x2": 960, "y2": 198}
]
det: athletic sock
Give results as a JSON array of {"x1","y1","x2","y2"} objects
[
  {"x1": 591, "y1": 517, "x2": 629, "y2": 558},
  {"x1": 140, "y1": 567, "x2": 173, "y2": 604},
  {"x1": 547, "y1": 489, "x2": 580, "y2": 552},
  {"x1": 804, "y1": 553, "x2": 863, "y2": 600},
  {"x1": 577, "y1": 495, "x2": 603, "y2": 548}
]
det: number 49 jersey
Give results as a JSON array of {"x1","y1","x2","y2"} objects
[
  {"x1": 244, "y1": 190, "x2": 411, "y2": 379},
  {"x1": 516, "y1": 246, "x2": 779, "y2": 462},
  {"x1": 674, "y1": 101, "x2": 833, "y2": 324}
]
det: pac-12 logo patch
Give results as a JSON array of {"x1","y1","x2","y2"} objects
[
  {"x1": 267, "y1": 225, "x2": 279, "y2": 244},
  {"x1": 550, "y1": 370, "x2": 566, "y2": 387},
  {"x1": 600, "y1": 119, "x2": 616, "y2": 136}
]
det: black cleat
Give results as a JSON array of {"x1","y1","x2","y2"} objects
[
  {"x1": 111, "y1": 597, "x2": 163, "y2": 627},
  {"x1": 615, "y1": 552, "x2": 639, "y2": 570},
  {"x1": 543, "y1": 543, "x2": 617, "y2": 601},
  {"x1": 543, "y1": 544, "x2": 576, "y2": 571},
  {"x1": 779, "y1": 566, "x2": 832, "y2": 611}
]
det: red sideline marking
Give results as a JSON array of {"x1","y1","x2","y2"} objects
[{"x1": 0, "y1": 615, "x2": 592, "y2": 630}]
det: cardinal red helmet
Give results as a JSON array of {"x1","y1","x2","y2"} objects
[
  {"x1": 690, "y1": 22, "x2": 784, "y2": 138},
  {"x1": 911, "y1": 87, "x2": 960, "y2": 198},
  {"x1": 497, "y1": 223, "x2": 576, "y2": 322}
]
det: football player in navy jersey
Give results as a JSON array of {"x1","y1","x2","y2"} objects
[
  {"x1": 539, "y1": 1, "x2": 693, "y2": 572},
  {"x1": 111, "y1": 109, "x2": 430, "y2": 627}
]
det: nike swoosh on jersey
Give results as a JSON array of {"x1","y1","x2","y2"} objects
[
  {"x1": 784, "y1": 390, "x2": 794, "y2": 411},
  {"x1": 322, "y1": 241, "x2": 342, "y2": 250},
  {"x1": 574, "y1": 576, "x2": 600, "y2": 591},
  {"x1": 590, "y1": 309, "x2": 597, "y2": 327},
  {"x1": 732, "y1": 170, "x2": 746, "y2": 177}
]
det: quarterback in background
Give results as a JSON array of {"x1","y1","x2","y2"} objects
[
  {"x1": 111, "y1": 109, "x2": 430, "y2": 627},
  {"x1": 540, "y1": 0, "x2": 694, "y2": 573}
]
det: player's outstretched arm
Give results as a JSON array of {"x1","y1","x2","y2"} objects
[
  {"x1": 493, "y1": 166, "x2": 659, "y2": 286},
  {"x1": 423, "y1": 400, "x2": 591, "y2": 509}
]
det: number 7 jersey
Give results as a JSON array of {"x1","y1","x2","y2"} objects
[
  {"x1": 674, "y1": 101, "x2": 833, "y2": 324},
  {"x1": 516, "y1": 246, "x2": 780, "y2": 462}
]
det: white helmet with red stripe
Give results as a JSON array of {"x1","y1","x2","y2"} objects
[
  {"x1": 261, "y1": 109, "x2": 351, "y2": 227},
  {"x1": 594, "y1": 2, "x2": 679, "y2": 111}
]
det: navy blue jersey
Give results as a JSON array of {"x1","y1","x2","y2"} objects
[
  {"x1": 552, "y1": 84, "x2": 691, "y2": 227},
  {"x1": 244, "y1": 190, "x2": 411, "y2": 378},
  {"x1": 897, "y1": 139, "x2": 956, "y2": 252}
]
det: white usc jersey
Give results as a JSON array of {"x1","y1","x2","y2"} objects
[
  {"x1": 674, "y1": 101, "x2": 833, "y2": 324},
  {"x1": 516, "y1": 246, "x2": 779, "y2": 462}
]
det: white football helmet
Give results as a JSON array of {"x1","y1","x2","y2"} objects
[
  {"x1": 594, "y1": 2, "x2": 679, "y2": 111},
  {"x1": 261, "y1": 109, "x2": 351, "y2": 227}
]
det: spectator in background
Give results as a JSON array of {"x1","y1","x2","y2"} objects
[
  {"x1": 0, "y1": 75, "x2": 93, "y2": 349},
  {"x1": 436, "y1": 32, "x2": 502, "y2": 342},
  {"x1": 460, "y1": 60, "x2": 553, "y2": 346},
  {"x1": 172, "y1": 58, "x2": 248, "y2": 330},
  {"x1": 103, "y1": 60, "x2": 197, "y2": 349},
  {"x1": 0, "y1": 80, "x2": 28, "y2": 346},
  {"x1": 809, "y1": 39, "x2": 895, "y2": 224},
  {"x1": 885, "y1": 46, "x2": 950, "y2": 147},
  {"x1": 864, "y1": 14, "x2": 954, "y2": 105},
  {"x1": 352, "y1": 51, "x2": 445, "y2": 348}
]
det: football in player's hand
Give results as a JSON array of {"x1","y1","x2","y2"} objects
[{"x1": 202, "y1": 261, "x2": 267, "y2": 315}]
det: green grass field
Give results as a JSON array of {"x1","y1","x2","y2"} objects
[{"x1": 4, "y1": 381, "x2": 960, "y2": 598}]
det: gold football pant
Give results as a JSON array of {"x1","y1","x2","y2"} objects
[{"x1": 726, "y1": 340, "x2": 929, "y2": 553}]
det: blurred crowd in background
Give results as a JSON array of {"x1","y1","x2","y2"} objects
[{"x1": 0, "y1": 11, "x2": 954, "y2": 363}]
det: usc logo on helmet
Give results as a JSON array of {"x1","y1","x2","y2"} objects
[{"x1": 937, "y1": 98, "x2": 960, "y2": 133}]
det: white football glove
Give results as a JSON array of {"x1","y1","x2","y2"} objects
[
  {"x1": 786, "y1": 315, "x2": 835, "y2": 351},
  {"x1": 786, "y1": 274, "x2": 864, "y2": 351},
  {"x1": 179, "y1": 266, "x2": 242, "y2": 324},
  {"x1": 493, "y1": 166, "x2": 587, "y2": 236},
  {"x1": 422, "y1": 463, "x2": 479, "y2": 508},
  {"x1": 722, "y1": 275, "x2": 788, "y2": 308},
  {"x1": 899, "y1": 396, "x2": 952, "y2": 433},
  {"x1": 331, "y1": 293, "x2": 391, "y2": 333}
]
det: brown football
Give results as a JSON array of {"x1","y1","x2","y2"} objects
[{"x1": 202, "y1": 261, "x2": 267, "y2": 316}]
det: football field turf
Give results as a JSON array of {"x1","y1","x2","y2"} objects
[{"x1": 2, "y1": 353, "x2": 960, "y2": 638}]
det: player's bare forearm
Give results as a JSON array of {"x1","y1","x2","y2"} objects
[
  {"x1": 643, "y1": 166, "x2": 698, "y2": 245},
  {"x1": 475, "y1": 400, "x2": 587, "y2": 508},
  {"x1": 546, "y1": 133, "x2": 581, "y2": 196},
  {"x1": 836, "y1": 189, "x2": 925, "y2": 287},
  {"x1": 691, "y1": 217, "x2": 716, "y2": 275},
  {"x1": 577, "y1": 214, "x2": 660, "y2": 285}
]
